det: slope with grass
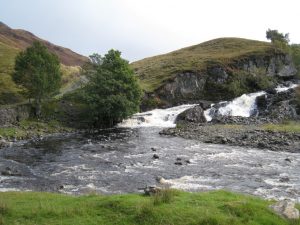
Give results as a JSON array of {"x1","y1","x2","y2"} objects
[
  {"x1": 132, "y1": 38, "x2": 297, "y2": 108},
  {"x1": 0, "y1": 22, "x2": 88, "y2": 105},
  {"x1": 0, "y1": 190, "x2": 299, "y2": 225}
]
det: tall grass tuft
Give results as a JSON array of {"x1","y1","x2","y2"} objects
[
  {"x1": 152, "y1": 188, "x2": 177, "y2": 205},
  {"x1": 0, "y1": 202, "x2": 8, "y2": 215}
]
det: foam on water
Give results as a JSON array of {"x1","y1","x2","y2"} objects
[
  {"x1": 275, "y1": 83, "x2": 298, "y2": 92},
  {"x1": 204, "y1": 91, "x2": 266, "y2": 121},
  {"x1": 118, "y1": 104, "x2": 196, "y2": 128}
]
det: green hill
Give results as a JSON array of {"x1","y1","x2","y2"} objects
[
  {"x1": 132, "y1": 38, "x2": 274, "y2": 93},
  {"x1": 0, "y1": 22, "x2": 88, "y2": 105}
]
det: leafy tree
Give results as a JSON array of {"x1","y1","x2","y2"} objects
[
  {"x1": 83, "y1": 49, "x2": 142, "y2": 127},
  {"x1": 13, "y1": 41, "x2": 62, "y2": 115},
  {"x1": 266, "y1": 29, "x2": 289, "y2": 44},
  {"x1": 266, "y1": 29, "x2": 290, "y2": 53}
]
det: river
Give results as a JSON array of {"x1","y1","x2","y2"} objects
[{"x1": 0, "y1": 86, "x2": 299, "y2": 202}]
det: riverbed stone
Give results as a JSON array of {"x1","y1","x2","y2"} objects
[
  {"x1": 153, "y1": 154, "x2": 159, "y2": 159},
  {"x1": 270, "y1": 200, "x2": 299, "y2": 219},
  {"x1": 144, "y1": 186, "x2": 162, "y2": 195}
]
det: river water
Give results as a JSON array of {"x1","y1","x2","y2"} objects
[
  {"x1": 0, "y1": 127, "x2": 300, "y2": 202},
  {"x1": 0, "y1": 85, "x2": 299, "y2": 202}
]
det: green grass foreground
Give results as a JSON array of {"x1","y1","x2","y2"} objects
[{"x1": 0, "y1": 190, "x2": 299, "y2": 225}]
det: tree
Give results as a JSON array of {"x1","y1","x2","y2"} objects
[
  {"x1": 266, "y1": 29, "x2": 289, "y2": 44},
  {"x1": 13, "y1": 41, "x2": 62, "y2": 115},
  {"x1": 83, "y1": 49, "x2": 142, "y2": 127}
]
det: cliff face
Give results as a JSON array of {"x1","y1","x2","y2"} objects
[{"x1": 155, "y1": 53, "x2": 297, "y2": 106}]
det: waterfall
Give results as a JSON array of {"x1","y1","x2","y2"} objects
[
  {"x1": 204, "y1": 91, "x2": 266, "y2": 121},
  {"x1": 119, "y1": 83, "x2": 299, "y2": 127},
  {"x1": 118, "y1": 104, "x2": 196, "y2": 128}
]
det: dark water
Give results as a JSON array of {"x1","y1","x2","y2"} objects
[{"x1": 0, "y1": 128, "x2": 299, "y2": 202}]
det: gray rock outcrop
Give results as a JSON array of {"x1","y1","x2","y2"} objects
[{"x1": 155, "y1": 54, "x2": 297, "y2": 106}]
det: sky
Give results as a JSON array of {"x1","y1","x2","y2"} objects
[{"x1": 0, "y1": 0, "x2": 300, "y2": 62}]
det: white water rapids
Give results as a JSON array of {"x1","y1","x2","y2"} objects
[
  {"x1": 118, "y1": 104, "x2": 196, "y2": 128},
  {"x1": 119, "y1": 83, "x2": 298, "y2": 127}
]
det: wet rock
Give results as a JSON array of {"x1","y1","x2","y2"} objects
[
  {"x1": 285, "y1": 158, "x2": 292, "y2": 163},
  {"x1": 137, "y1": 116, "x2": 146, "y2": 122},
  {"x1": 176, "y1": 105, "x2": 206, "y2": 123},
  {"x1": 0, "y1": 139, "x2": 10, "y2": 148},
  {"x1": 156, "y1": 176, "x2": 166, "y2": 184},
  {"x1": 270, "y1": 200, "x2": 299, "y2": 219},
  {"x1": 1, "y1": 167, "x2": 21, "y2": 176},
  {"x1": 198, "y1": 100, "x2": 213, "y2": 110},
  {"x1": 258, "y1": 142, "x2": 267, "y2": 148},
  {"x1": 152, "y1": 154, "x2": 159, "y2": 159},
  {"x1": 279, "y1": 177, "x2": 290, "y2": 182},
  {"x1": 144, "y1": 186, "x2": 162, "y2": 196}
]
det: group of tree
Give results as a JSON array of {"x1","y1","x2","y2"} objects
[{"x1": 13, "y1": 42, "x2": 142, "y2": 127}]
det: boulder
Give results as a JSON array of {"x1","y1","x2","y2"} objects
[
  {"x1": 270, "y1": 200, "x2": 299, "y2": 219},
  {"x1": 152, "y1": 154, "x2": 159, "y2": 159},
  {"x1": 0, "y1": 139, "x2": 11, "y2": 148},
  {"x1": 176, "y1": 105, "x2": 206, "y2": 123},
  {"x1": 144, "y1": 186, "x2": 162, "y2": 195}
]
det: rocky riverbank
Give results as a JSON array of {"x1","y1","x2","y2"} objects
[
  {"x1": 159, "y1": 82, "x2": 300, "y2": 152},
  {"x1": 160, "y1": 122, "x2": 300, "y2": 152}
]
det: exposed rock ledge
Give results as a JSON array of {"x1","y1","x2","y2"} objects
[{"x1": 143, "y1": 53, "x2": 297, "y2": 109}]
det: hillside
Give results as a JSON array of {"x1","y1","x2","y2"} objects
[
  {"x1": 0, "y1": 22, "x2": 88, "y2": 105},
  {"x1": 132, "y1": 38, "x2": 273, "y2": 92},
  {"x1": 132, "y1": 38, "x2": 297, "y2": 108},
  {"x1": 0, "y1": 22, "x2": 88, "y2": 66}
]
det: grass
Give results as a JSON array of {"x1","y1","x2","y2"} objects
[
  {"x1": 0, "y1": 119, "x2": 72, "y2": 140},
  {"x1": 262, "y1": 121, "x2": 300, "y2": 133},
  {"x1": 0, "y1": 190, "x2": 299, "y2": 225},
  {"x1": 132, "y1": 38, "x2": 274, "y2": 92}
]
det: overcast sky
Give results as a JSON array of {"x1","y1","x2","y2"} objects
[{"x1": 1, "y1": 0, "x2": 300, "y2": 61}]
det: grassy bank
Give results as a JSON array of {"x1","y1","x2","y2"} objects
[
  {"x1": 0, "y1": 119, "x2": 73, "y2": 140},
  {"x1": 0, "y1": 190, "x2": 299, "y2": 225}
]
